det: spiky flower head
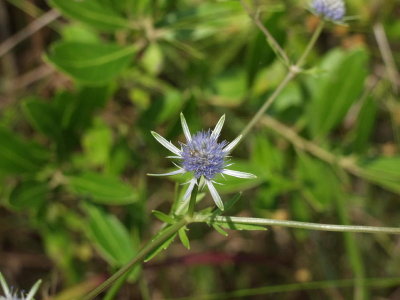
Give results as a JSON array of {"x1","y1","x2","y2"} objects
[
  {"x1": 0, "y1": 272, "x2": 41, "y2": 300},
  {"x1": 312, "y1": 0, "x2": 345, "y2": 21},
  {"x1": 149, "y1": 113, "x2": 256, "y2": 210}
]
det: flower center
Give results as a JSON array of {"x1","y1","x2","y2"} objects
[{"x1": 181, "y1": 131, "x2": 227, "y2": 180}]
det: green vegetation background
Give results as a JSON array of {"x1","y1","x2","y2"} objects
[{"x1": 0, "y1": 0, "x2": 399, "y2": 299}]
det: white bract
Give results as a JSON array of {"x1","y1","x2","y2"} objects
[
  {"x1": 0, "y1": 272, "x2": 41, "y2": 300},
  {"x1": 149, "y1": 113, "x2": 256, "y2": 210}
]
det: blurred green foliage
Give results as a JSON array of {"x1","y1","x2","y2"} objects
[{"x1": 0, "y1": 0, "x2": 400, "y2": 299}]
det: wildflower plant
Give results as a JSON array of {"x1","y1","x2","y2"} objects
[
  {"x1": 81, "y1": 1, "x2": 400, "y2": 299},
  {"x1": 0, "y1": 273, "x2": 41, "y2": 300},
  {"x1": 149, "y1": 113, "x2": 256, "y2": 210},
  {"x1": 1, "y1": 0, "x2": 400, "y2": 299}
]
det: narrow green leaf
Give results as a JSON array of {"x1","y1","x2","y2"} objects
[
  {"x1": 22, "y1": 99, "x2": 62, "y2": 140},
  {"x1": 309, "y1": 48, "x2": 368, "y2": 138},
  {"x1": 50, "y1": 0, "x2": 130, "y2": 31},
  {"x1": 295, "y1": 152, "x2": 340, "y2": 211},
  {"x1": 349, "y1": 95, "x2": 377, "y2": 153},
  {"x1": 0, "y1": 127, "x2": 48, "y2": 174},
  {"x1": 144, "y1": 232, "x2": 177, "y2": 262},
  {"x1": 152, "y1": 210, "x2": 175, "y2": 224},
  {"x1": 9, "y1": 180, "x2": 48, "y2": 210},
  {"x1": 55, "y1": 86, "x2": 110, "y2": 132},
  {"x1": 45, "y1": 41, "x2": 136, "y2": 84},
  {"x1": 360, "y1": 157, "x2": 400, "y2": 194},
  {"x1": 211, "y1": 193, "x2": 241, "y2": 217},
  {"x1": 68, "y1": 172, "x2": 137, "y2": 204},
  {"x1": 212, "y1": 223, "x2": 228, "y2": 236},
  {"x1": 178, "y1": 227, "x2": 190, "y2": 250},
  {"x1": 84, "y1": 204, "x2": 137, "y2": 266}
]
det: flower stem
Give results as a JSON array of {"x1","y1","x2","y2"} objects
[
  {"x1": 82, "y1": 218, "x2": 187, "y2": 300},
  {"x1": 240, "y1": 21, "x2": 325, "y2": 140},
  {"x1": 296, "y1": 21, "x2": 324, "y2": 68},
  {"x1": 240, "y1": 0, "x2": 290, "y2": 66},
  {"x1": 188, "y1": 183, "x2": 199, "y2": 217},
  {"x1": 240, "y1": 70, "x2": 296, "y2": 138},
  {"x1": 194, "y1": 215, "x2": 400, "y2": 234}
]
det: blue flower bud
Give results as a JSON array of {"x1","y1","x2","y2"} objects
[{"x1": 312, "y1": 0, "x2": 345, "y2": 21}]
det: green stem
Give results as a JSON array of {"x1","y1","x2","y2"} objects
[
  {"x1": 82, "y1": 218, "x2": 187, "y2": 300},
  {"x1": 169, "y1": 277, "x2": 400, "y2": 300},
  {"x1": 240, "y1": 70, "x2": 296, "y2": 138},
  {"x1": 103, "y1": 272, "x2": 130, "y2": 300},
  {"x1": 335, "y1": 194, "x2": 368, "y2": 300},
  {"x1": 296, "y1": 21, "x2": 324, "y2": 68},
  {"x1": 188, "y1": 184, "x2": 199, "y2": 217},
  {"x1": 240, "y1": 21, "x2": 325, "y2": 139},
  {"x1": 194, "y1": 215, "x2": 400, "y2": 234},
  {"x1": 240, "y1": 0, "x2": 290, "y2": 66}
]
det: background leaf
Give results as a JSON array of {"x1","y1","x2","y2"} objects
[
  {"x1": 22, "y1": 98, "x2": 62, "y2": 140},
  {"x1": 360, "y1": 157, "x2": 400, "y2": 194},
  {"x1": 68, "y1": 172, "x2": 137, "y2": 204},
  {"x1": 50, "y1": 0, "x2": 131, "y2": 31},
  {"x1": 308, "y1": 47, "x2": 369, "y2": 139},
  {"x1": 46, "y1": 41, "x2": 136, "y2": 84},
  {"x1": 9, "y1": 180, "x2": 48, "y2": 210},
  {"x1": 0, "y1": 127, "x2": 48, "y2": 175},
  {"x1": 84, "y1": 204, "x2": 138, "y2": 266}
]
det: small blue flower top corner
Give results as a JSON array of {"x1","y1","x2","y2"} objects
[
  {"x1": 0, "y1": 272, "x2": 41, "y2": 300},
  {"x1": 311, "y1": 0, "x2": 346, "y2": 22},
  {"x1": 148, "y1": 113, "x2": 256, "y2": 210}
]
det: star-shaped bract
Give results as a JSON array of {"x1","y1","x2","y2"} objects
[{"x1": 149, "y1": 113, "x2": 256, "y2": 210}]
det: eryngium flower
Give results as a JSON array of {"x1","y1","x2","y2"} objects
[
  {"x1": 0, "y1": 272, "x2": 41, "y2": 300},
  {"x1": 149, "y1": 113, "x2": 256, "y2": 210},
  {"x1": 312, "y1": 0, "x2": 345, "y2": 21}
]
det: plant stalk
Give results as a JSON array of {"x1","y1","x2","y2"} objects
[
  {"x1": 194, "y1": 215, "x2": 400, "y2": 234},
  {"x1": 188, "y1": 184, "x2": 199, "y2": 217},
  {"x1": 240, "y1": 20, "x2": 325, "y2": 140},
  {"x1": 82, "y1": 218, "x2": 187, "y2": 300}
]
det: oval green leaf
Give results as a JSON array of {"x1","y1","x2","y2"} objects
[
  {"x1": 9, "y1": 180, "x2": 48, "y2": 210},
  {"x1": 22, "y1": 99, "x2": 62, "y2": 140},
  {"x1": 50, "y1": 0, "x2": 130, "y2": 32},
  {"x1": 360, "y1": 157, "x2": 400, "y2": 194},
  {"x1": 84, "y1": 203, "x2": 137, "y2": 266},
  {"x1": 0, "y1": 127, "x2": 48, "y2": 175},
  {"x1": 45, "y1": 41, "x2": 136, "y2": 84},
  {"x1": 68, "y1": 172, "x2": 137, "y2": 204},
  {"x1": 308, "y1": 47, "x2": 368, "y2": 139}
]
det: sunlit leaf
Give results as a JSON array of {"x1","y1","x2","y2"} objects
[
  {"x1": 308, "y1": 47, "x2": 368, "y2": 139},
  {"x1": 84, "y1": 204, "x2": 138, "y2": 267},
  {"x1": 50, "y1": 0, "x2": 131, "y2": 31},
  {"x1": 46, "y1": 41, "x2": 136, "y2": 84},
  {"x1": 360, "y1": 157, "x2": 400, "y2": 194},
  {"x1": 178, "y1": 227, "x2": 190, "y2": 249},
  {"x1": 152, "y1": 210, "x2": 175, "y2": 224},
  {"x1": 68, "y1": 172, "x2": 137, "y2": 204}
]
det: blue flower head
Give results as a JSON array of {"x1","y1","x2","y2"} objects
[
  {"x1": 149, "y1": 113, "x2": 256, "y2": 210},
  {"x1": 312, "y1": 0, "x2": 345, "y2": 21},
  {"x1": 0, "y1": 272, "x2": 41, "y2": 300},
  {"x1": 181, "y1": 130, "x2": 227, "y2": 180}
]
